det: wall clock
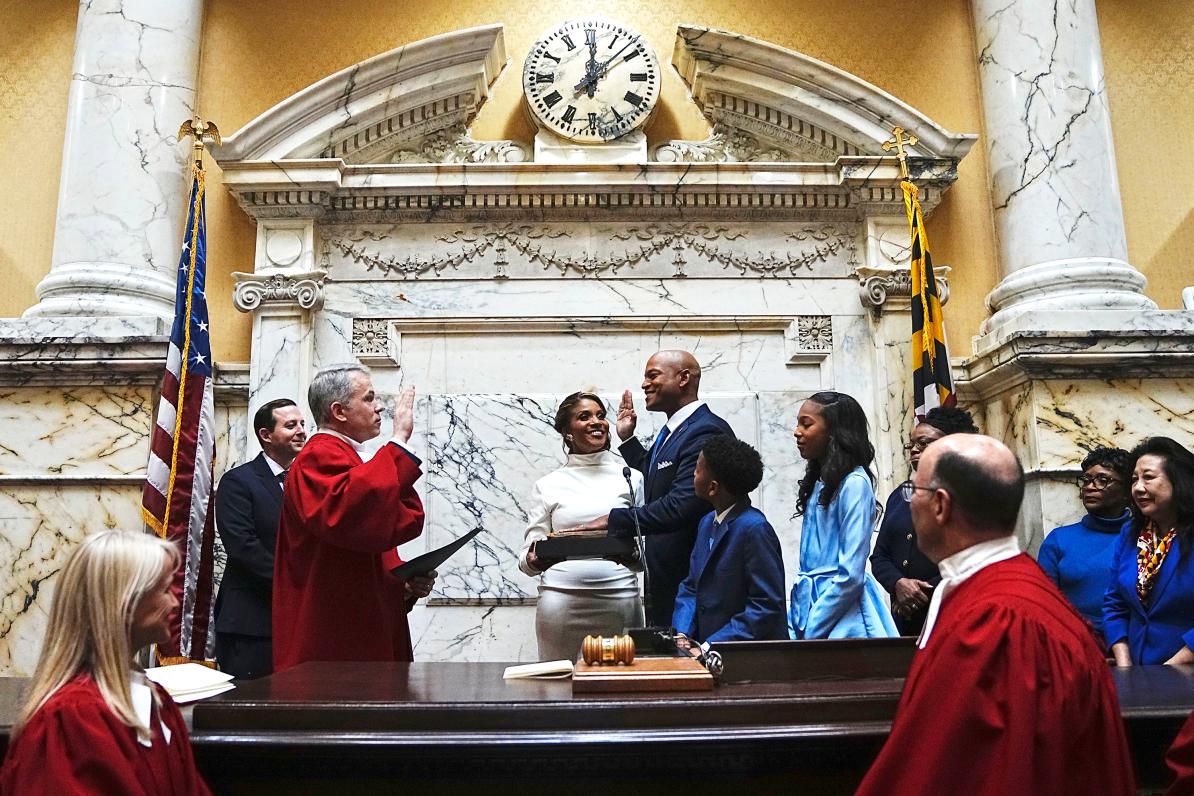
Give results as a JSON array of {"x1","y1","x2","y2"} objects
[{"x1": 522, "y1": 19, "x2": 661, "y2": 144}]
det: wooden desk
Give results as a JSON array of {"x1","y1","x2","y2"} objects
[{"x1": 1, "y1": 641, "x2": 1190, "y2": 794}]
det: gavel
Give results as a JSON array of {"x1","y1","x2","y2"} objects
[{"x1": 581, "y1": 634, "x2": 636, "y2": 665}]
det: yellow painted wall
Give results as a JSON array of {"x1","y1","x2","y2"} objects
[
  {"x1": 1100, "y1": 1, "x2": 1194, "y2": 310},
  {"x1": 0, "y1": 0, "x2": 75, "y2": 319},
  {"x1": 2, "y1": 1, "x2": 1189, "y2": 364}
]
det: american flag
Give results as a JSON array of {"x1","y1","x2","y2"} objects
[{"x1": 141, "y1": 165, "x2": 217, "y2": 663}]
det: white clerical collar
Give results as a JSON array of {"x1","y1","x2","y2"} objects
[
  {"x1": 314, "y1": 428, "x2": 368, "y2": 454},
  {"x1": 130, "y1": 672, "x2": 172, "y2": 747},
  {"x1": 916, "y1": 535, "x2": 1021, "y2": 649},
  {"x1": 664, "y1": 400, "x2": 706, "y2": 433},
  {"x1": 262, "y1": 452, "x2": 287, "y2": 477}
]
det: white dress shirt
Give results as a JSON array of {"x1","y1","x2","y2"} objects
[
  {"x1": 917, "y1": 535, "x2": 1021, "y2": 649},
  {"x1": 130, "y1": 672, "x2": 172, "y2": 748}
]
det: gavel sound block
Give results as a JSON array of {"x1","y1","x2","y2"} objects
[{"x1": 572, "y1": 634, "x2": 714, "y2": 694}]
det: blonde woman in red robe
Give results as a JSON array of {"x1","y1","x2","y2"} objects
[{"x1": 0, "y1": 531, "x2": 211, "y2": 795}]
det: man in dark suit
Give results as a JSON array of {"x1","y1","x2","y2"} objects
[
  {"x1": 580, "y1": 350, "x2": 735, "y2": 626},
  {"x1": 214, "y1": 397, "x2": 307, "y2": 679}
]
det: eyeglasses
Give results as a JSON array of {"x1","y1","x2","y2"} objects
[
  {"x1": 899, "y1": 479, "x2": 938, "y2": 501},
  {"x1": 902, "y1": 439, "x2": 937, "y2": 452},
  {"x1": 1075, "y1": 474, "x2": 1121, "y2": 490}
]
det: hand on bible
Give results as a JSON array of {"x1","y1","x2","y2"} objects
[
  {"x1": 616, "y1": 390, "x2": 637, "y2": 441},
  {"x1": 527, "y1": 545, "x2": 562, "y2": 573},
  {"x1": 557, "y1": 514, "x2": 610, "y2": 535},
  {"x1": 404, "y1": 569, "x2": 437, "y2": 600},
  {"x1": 392, "y1": 386, "x2": 416, "y2": 442}
]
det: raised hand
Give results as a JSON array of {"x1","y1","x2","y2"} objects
[
  {"x1": 392, "y1": 385, "x2": 416, "y2": 442},
  {"x1": 616, "y1": 388, "x2": 637, "y2": 441}
]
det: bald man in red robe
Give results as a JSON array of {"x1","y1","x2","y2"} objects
[
  {"x1": 273, "y1": 365, "x2": 434, "y2": 671},
  {"x1": 856, "y1": 435, "x2": 1134, "y2": 796}
]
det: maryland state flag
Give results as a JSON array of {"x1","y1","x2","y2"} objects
[
  {"x1": 141, "y1": 164, "x2": 218, "y2": 663},
  {"x1": 901, "y1": 179, "x2": 956, "y2": 419}
]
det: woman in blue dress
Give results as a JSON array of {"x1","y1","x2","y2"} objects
[{"x1": 789, "y1": 391, "x2": 896, "y2": 639}]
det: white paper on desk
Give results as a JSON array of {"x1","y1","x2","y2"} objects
[
  {"x1": 145, "y1": 662, "x2": 236, "y2": 702},
  {"x1": 503, "y1": 660, "x2": 574, "y2": 680}
]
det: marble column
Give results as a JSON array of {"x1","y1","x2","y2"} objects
[
  {"x1": 972, "y1": 0, "x2": 1155, "y2": 335},
  {"x1": 24, "y1": 0, "x2": 204, "y2": 321}
]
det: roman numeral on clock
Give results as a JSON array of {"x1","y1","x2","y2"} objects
[
  {"x1": 588, "y1": 112, "x2": 597, "y2": 130},
  {"x1": 561, "y1": 34, "x2": 576, "y2": 51},
  {"x1": 561, "y1": 105, "x2": 577, "y2": 124},
  {"x1": 624, "y1": 91, "x2": 643, "y2": 107},
  {"x1": 623, "y1": 50, "x2": 640, "y2": 63},
  {"x1": 630, "y1": 72, "x2": 648, "y2": 82},
  {"x1": 535, "y1": 72, "x2": 553, "y2": 84},
  {"x1": 585, "y1": 28, "x2": 596, "y2": 46},
  {"x1": 542, "y1": 51, "x2": 561, "y2": 64},
  {"x1": 542, "y1": 90, "x2": 562, "y2": 108}
]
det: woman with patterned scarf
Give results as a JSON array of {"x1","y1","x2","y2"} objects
[{"x1": 1104, "y1": 436, "x2": 1194, "y2": 666}]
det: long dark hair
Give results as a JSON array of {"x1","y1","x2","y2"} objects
[
  {"x1": 796, "y1": 391, "x2": 875, "y2": 515},
  {"x1": 1127, "y1": 436, "x2": 1194, "y2": 557},
  {"x1": 553, "y1": 391, "x2": 610, "y2": 453}
]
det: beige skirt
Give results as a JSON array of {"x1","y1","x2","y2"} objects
[{"x1": 535, "y1": 589, "x2": 643, "y2": 662}]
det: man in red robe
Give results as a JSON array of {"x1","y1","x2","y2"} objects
[
  {"x1": 1167, "y1": 711, "x2": 1194, "y2": 794},
  {"x1": 856, "y1": 435, "x2": 1134, "y2": 795},
  {"x1": 273, "y1": 364, "x2": 434, "y2": 671}
]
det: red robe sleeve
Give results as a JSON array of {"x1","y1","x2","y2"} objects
[
  {"x1": 856, "y1": 581, "x2": 1134, "y2": 796},
  {"x1": 0, "y1": 681, "x2": 211, "y2": 796},
  {"x1": 1167, "y1": 710, "x2": 1194, "y2": 795},
  {"x1": 287, "y1": 438, "x2": 424, "y2": 553}
]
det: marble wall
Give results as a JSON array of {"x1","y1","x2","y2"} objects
[{"x1": 0, "y1": 367, "x2": 249, "y2": 676}]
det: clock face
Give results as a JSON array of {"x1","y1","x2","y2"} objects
[{"x1": 522, "y1": 19, "x2": 661, "y2": 143}]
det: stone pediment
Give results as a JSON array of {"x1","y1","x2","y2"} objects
[
  {"x1": 660, "y1": 26, "x2": 977, "y2": 166},
  {"x1": 212, "y1": 24, "x2": 976, "y2": 221},
  {"x1": 212, "y1": 25, "x2": 523, "y2": 165}
]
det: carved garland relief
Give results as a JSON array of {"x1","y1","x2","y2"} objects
[{"x1": 323, "y1": 224, "x2": 859, "y2": 280}]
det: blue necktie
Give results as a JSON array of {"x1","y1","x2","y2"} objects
[{"x1": 648, "y1": 425, "x2": 671, "y2": 472}]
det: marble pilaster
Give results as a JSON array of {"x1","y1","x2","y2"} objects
[
  {"x1": 971, "y1": 0, "x2": 1154, "y2": 336},
  {"x1": 25, "y1": 0, "x2": 203, "y2": 321},
  {"x1": 233, "y1": 222, "x2": 325, "y2": 446}
]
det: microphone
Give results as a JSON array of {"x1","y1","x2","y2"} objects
[{"x1": 623, "y1": 465, "x2": 652, "y2": 626}]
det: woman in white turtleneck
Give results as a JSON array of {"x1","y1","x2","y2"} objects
[{"x1": 519, "y1": 391, "x2": 644, "y2": 661}]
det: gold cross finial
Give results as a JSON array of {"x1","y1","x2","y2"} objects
[
  {"x1": 882, "y1": 127, "x2": 919, "y2": 179},
  {"x1": 177, "y1": 116, "x2": 221, "y2": 168}
]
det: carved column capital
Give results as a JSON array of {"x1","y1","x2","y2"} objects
[
  {"x1": 857, "y1": 266, "x2": 950, "y2": 314},
  {"x1": 232, "y1": 270, "x2": 326, "y2": 313}
]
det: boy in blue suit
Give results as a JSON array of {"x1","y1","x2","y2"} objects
[{"x1": 673, "y1": 435, "x2": 787, "y2": 642}]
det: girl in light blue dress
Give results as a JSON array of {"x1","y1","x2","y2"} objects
[{"x1": 789, "y1": 391, "x2": 897, "y2": 639}]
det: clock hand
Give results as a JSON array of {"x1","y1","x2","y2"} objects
[
  {"x1": 584, "y1": 31, "x2": 598, "y2": 99},
  {"x1": 574, "y1": 39, "x2": 635, "y2": 95}
]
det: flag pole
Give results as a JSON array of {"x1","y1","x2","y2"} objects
[{"x1": 882, "y1": 127, "x2": 956, "y2": 422}]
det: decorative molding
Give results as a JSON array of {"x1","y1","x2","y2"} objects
[
  {"x1": 654, "y1": 123, "x2": 805, "y2": 163},
  {"x1": 672, "y1": 25, "x2": 977, "y2": 161},
  {"x1": 211, "y1": 25, "x2": 507, "y2": 163},
  {"x1": 388, "y1": 122, "x2": 528, "y2": 164},
  {"x1": 232, "y1": 270, "x2": 327, "y2": 312},
  {"x1": 325, "y1": 224, "x2": 856, "y2": 280},
  {"x1": 856, "y1": 265, "x2": 951, "y2": 314}
]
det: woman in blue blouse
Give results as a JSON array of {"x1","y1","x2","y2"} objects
[
  {"x1": 1037, "y1": 447, "x2": 1131, "y2": 642},
  {"x1": 1104, "y1": 437, "x2": 1194, "y2": 666},
  {"x1": 789, "y1": 391, "x2": 895, "y2": 639}
]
